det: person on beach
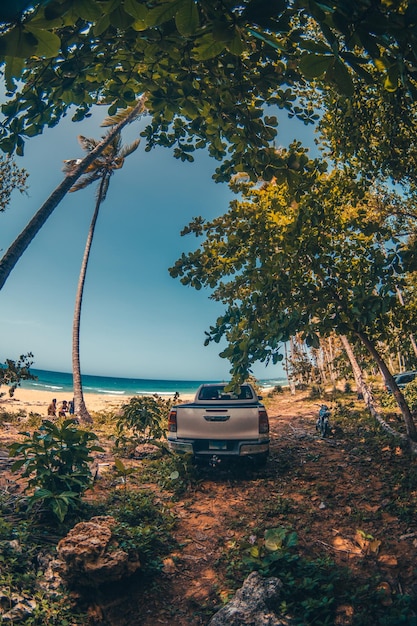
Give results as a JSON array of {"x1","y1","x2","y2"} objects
[
  {"x1": 68, "y1": 398, "x2": 75, "y2": 415},
  {"x1": 47, "y1": 398, "x2": 57, "y2": 416},
  {"x1": 59, "y1": 400, "x2": 68, "y2": 417}
]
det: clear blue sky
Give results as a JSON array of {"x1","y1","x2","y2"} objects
[{"x1": 0, "y1": 104, "x2": 316, "y2": 381}]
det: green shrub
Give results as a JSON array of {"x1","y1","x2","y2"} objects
[
  {"x1": 8, "y1": 419, "x2": 103, "y2": 522},
  {"x1": 0, "y1": 492, "x2": 89, "y2": 624},
  {"x1": 94, "y1": 490, "x2": 176, "y2": 572},
  {"x1": 403, "y1": 378, "x2": 417, "y2": 412},
  {"x1": 309, "y1": 385, "x2": 322, "y2": 399},
  {"x1": 380, "y1": 391, "x2": 397, "y2": 408},
  {"x1": 144, "y1": 452, "x2": 201, "y2": 497},
  {"x1": 114, "y1": 393, "x2": 179, "y2": 454},
  {"x1": 233, "y1": 526, "x2": 413, "y2": 625}
]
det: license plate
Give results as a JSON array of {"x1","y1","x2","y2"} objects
[{"x1": 209, "y1": 441, "x2": 227, "y2": 451}]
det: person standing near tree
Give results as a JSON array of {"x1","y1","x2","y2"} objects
[{"x1": 47, "y1": 398, "x2": 57, "y2": 416}]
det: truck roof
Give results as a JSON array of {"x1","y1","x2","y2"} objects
[{"x1": 196, "y1": 383, "x2": 257, "y2": 401}]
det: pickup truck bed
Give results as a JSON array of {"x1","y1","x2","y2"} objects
[{"x1": 167, "y1": 383, "x2": 270, "y2": 463}]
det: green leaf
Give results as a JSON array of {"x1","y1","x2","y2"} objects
[
  {"x1": 72, "y1": 0, "x2": 104, "y2": 21},
  {"x1": 93, "y1": 14, "x2": 111, "y2": 36},
  {"x1": 175, "y1": 0, "x2": 199, "y2": 36},
  {"x1": 124, "y1": 0, "x2": 148, "y2": 21},
  {"x1": 114, "y1": 457, "x2": 126, "y2": 472},
  {"x1": 299, "y1": 39, "x2": 333, "y2": 54},
  {"x1": 299, "y1": 53, "x2": 333, "y2": 79},
  {"x1": 329, "y1": 59, "x2": 354, "y2": 96},
  {"x1": 0, "y1": 27, "x2": 38, "y2": 59},
  {"x1": 193, "y1": 34, "x2": 225, "y2": 61},
  {"x1": 264, "y1": 527, "x2": 287, "y2": 551},
  {"x1": 51, "y1": 497, "x2": 69, "y2": 523},
  {"x1": 25, "y1": 26, "x2": 61, "y2": 58},
  {"x1": 227, "y1": 30, "x2": 246, "y2": 56},
  {"x1": 146, "y1": 0, "x2": 182, "y2": 27},
  {"x1": 170, "y1": 470, "x2": 180, "y2": 480},
  {"x1": 4, "y1": 56, "x2": 25, "y2": 85},
  {"x1": 384, "y1": 65, "x2": 399, "y2": 92},
  {"x1": 30, "y1": 488, "x2": 53, "y2": 501},
  {"x1": 250, "y1": 545, "x2": 260, "y2": 558},
  {"x1": 10, "y1": 458, "x2": 26, "y2": 472}
]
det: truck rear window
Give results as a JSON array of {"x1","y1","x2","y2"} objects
[{"x1": 198, "y1": 385, "x2": 255, "y2": 401}]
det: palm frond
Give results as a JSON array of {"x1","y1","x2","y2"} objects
[
  {"x1": 119, "y1": 138, "x2": 140, "y2": 159},
  {"x1": 69, "y1": 172, "x2": 101, "y2": 192},
  {"x1": 101, "y1": 97, "x2": 147, "y2": 127},
  {"x1": 78, "y1": 135, "x2": 100, "y2": 152},
  {"x1": 62, "y1": 158, "x2": 83, "y2": 174}
]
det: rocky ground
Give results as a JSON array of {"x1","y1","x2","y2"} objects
[{"x1": 1, "y1": 390, "x2": 417, "y2": 625}]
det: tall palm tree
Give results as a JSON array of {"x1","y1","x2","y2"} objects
[
  {"x1": 63, "y1": 133, "x2": 140, "y2": 422},
  {"x1": 0, "y1": 95, "x2": 147, "y2": 291}
]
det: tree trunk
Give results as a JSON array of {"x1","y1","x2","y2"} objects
[
  {"x1": 341, "y1": 334, "x2": 414, "y2": 445},
  {"x1": 355, "y1": 329, "x2": 417, "y2": 442},
  {"x1": 340, "y1": 335, "x2": 371, "y2": 402},
  {"x1": 0, "y1": 96, "x2": 146, "y2": 291},
  {"x1": 72, "y1": 178, "x2": 106, "y2": 423}
]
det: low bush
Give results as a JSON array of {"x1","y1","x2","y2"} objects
[
  {"x1": 113, "y1": 393, "x2": 179, "y2": 455},
  {"x1": 8, "y1": 418, "x2": 103, "y2": 522}
]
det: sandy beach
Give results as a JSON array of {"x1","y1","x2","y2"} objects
[{"x1": 0, "y1": 387, "x2": 193, "y2": 417}]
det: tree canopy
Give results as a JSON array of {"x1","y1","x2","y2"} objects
[
  {"x1": 1, "y1": 0, "x2": 416, "y2": 184},
  {"x1": 0, "y1": 154, "x2": 28, "y2": 211},
  {"x1": 170, "y1": 173, "x2": 417, "y2": 380},
  {"x1": 0, "y1": 352, "x2": 36, "y2": 397},
  {"x1": 314, "y1": 77, "x2": 417, "y2": 192}
]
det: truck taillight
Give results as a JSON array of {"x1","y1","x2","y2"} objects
[
  {"x1": 258, "y1": 409, "x2": 269, "y2": 434},
  {"x1": 168, "y1": 409, "x2": 177, "y2": 432}
]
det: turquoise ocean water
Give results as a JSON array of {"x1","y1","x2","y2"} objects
[{"x1": 21, "y1": 369, "x2": 287, "y2": 397}]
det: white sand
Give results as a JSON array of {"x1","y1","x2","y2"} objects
[{"x1": 0, "y1": 386, "x2": 194, "y2": 417}]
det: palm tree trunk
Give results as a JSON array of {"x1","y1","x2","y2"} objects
[
  {"x1": 355, "y1": 329, "x2": 417, "y2": 442},
  {"x1": 340, "y1": 334, "x2": 412, "y2": 443},
  {"x1": 0, "y1": 95, "x2": 146, "y2": 291},
  {"x1": 72, "y1": 178, "x2": 107, "y2": 423}
]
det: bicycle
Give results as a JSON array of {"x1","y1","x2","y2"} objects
[{"x1": 316, "y1": 404, "x2": 331, "y2": 438}]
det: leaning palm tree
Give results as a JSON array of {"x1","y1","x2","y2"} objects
[
  {"x1": 0, "y1": 95, "x2": 147, "y2": 291},
  {"x1": 63, "y1": 132, "x2": 140, "y2": 422}
]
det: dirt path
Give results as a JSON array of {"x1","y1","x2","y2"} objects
[
  {"x1": 88, "y1": 392, "x2": 417, "y2": 625},
  {"x1": 1, "y1": 391, "x2": 417, "y2": 624}
]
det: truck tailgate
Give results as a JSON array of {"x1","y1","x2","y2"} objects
[{"x1": 176, "y1": 404, "x2": 260, "y2": 439}]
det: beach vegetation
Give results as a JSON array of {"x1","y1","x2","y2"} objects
[
  {"x1": 0, "y1": 407, "x2": 27, "y2": 423},
  {"x1": 113, "y1": 393, "x2": 178, "y2": 455},
  {"x1": 220, "y1": 525, "x2": 413, "y2": 626},
  {"x1": 8, "y1": 418, "x2": 104, "y2": 522},
  {"x1": 0, "y1": 484, "x2": 175, "y2": 624},
  {"x1": 1, "y1": 390, "x2": 417, "y2": 622},
  {"x1": 0, "y1": 352, "x2": 36, "y2": 398},
  {"x1": 146, "y1": 451, "x2": 202, "y2": 498},
  {"x1": 92, "y1": 489, "x2": 176, "y2": 571}
]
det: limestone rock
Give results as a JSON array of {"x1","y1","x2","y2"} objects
[
  {"x1": 56, "y1": 516, "x2": 140, "y2": 587},
  {"x1": 208, "y1": 571, "x2": 294, "y2": 626}
]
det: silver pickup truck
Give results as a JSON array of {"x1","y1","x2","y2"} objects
[{"x1": 167, "y1": 383, "x2": 270, "y2": 464}]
